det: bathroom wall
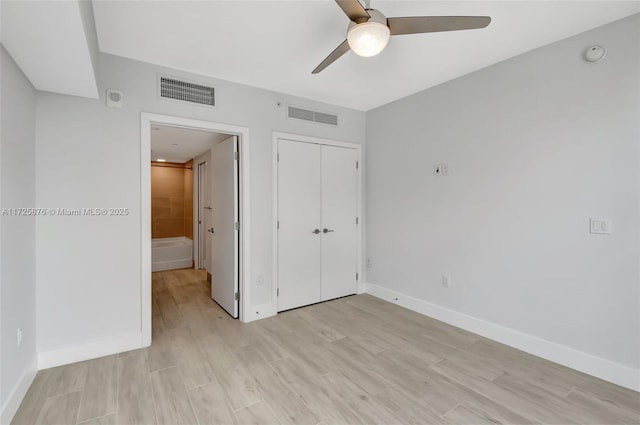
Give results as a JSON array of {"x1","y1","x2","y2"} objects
[
  {"x1": 151, "y1": 161, "x2": 193, "y2": 239},
  {"x1": 183, "y1": 160, "x2": 194, "y2": 240}
]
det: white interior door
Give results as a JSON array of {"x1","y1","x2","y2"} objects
[
  {"x1": 198, "y1": 161, "x2": 211, "y2": 270},
  {"x1": 210, "y1": 136, "x2": 239, "y2": 318},
  {"x1": 321, "y1": 146, "x2": 358, "y2": 301},
  {"x1": 277, "y1": 139, "x2": 322, "y2": 311}
]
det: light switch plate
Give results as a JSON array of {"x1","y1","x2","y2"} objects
[
  {"x1": 434, "y1": 163, "x2": 448, "y2": 176},
  {"x1": 590, "y1": 218, "x2": 612, "y2": 235}
]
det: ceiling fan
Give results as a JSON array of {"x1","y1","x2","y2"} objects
[{"x1": 312, "y1": 0, "x2": 491, "y2": 74}]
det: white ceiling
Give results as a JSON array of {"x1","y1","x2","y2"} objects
[
  {"x1": 151, "y1": 125, "x2": 231, "y2": 163},
  {"x1": 1, "y1": 0, "x2": 99, "y2": 99},
  {"x1": 93, "y1": 0, "x2": 640, "y2": 111}
]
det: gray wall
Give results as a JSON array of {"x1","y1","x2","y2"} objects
[
  {"x1": 366, "y1": 14, "x2": 639, "y2": 372},
  {"x1": 35, "y1": 53, "x2": 365, "y2": 357},
  {"x1": 0, "y1": 45, "x2": 37, "y2": 422}
]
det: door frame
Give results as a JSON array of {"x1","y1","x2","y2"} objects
[
  {"x1": 196, "y1": 160, "x2": 207, "y2": 270},
  {"x1": 272, "y1": 132, "x2": 364, "y2": 314},
  {"x1": 141, "y1": 113, "x2": 251, "y2": 346}
]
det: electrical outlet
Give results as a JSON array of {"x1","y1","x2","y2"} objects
[
  {"x1": 366, "y1": 258, "x2": 372, "y2": 269},
  {"x1": 442, "y1": 275, "x2": 451, "y2": 288},
  {"x1": 17, "y1": 328, "x2": 22, "y2": 347}
]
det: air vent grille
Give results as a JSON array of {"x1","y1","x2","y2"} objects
[
  {"x1": 160, "y1": 77, "x2": 215, "y2": 106},
  {"x1": 314, "y1": 111, "x2": 338, "y2": 126},
  {"x1": 288, "y1": 106, "x2": 338, "y2": 126}
]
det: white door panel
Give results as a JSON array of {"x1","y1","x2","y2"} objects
[
  {"x1": 210, "y1": 136, "x2": 239, "y2": 318},
  {"x1": 277, "y1": 140, "x2": 322, "y2": 311},
  {"x1": 321, "y1": 146, "x2": 358, "y2": 301}
]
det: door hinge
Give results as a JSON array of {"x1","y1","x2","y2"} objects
[
  {"x1": 234, "y1": 151, "x2": 239, "y2": 160},
  {"x1": 234, "y1": 292, "x2": 239, "y2": 301},
  {"x1": 235, "y1": 221, "x2": 240, "y2": 231},
  {"x1": 277, "y1": 220, "x2": 280, "y2": 229},
  {"x1": 277, "y1": 153, "x2": 280, "y2": 162},
  {"x1": 356, "y1": 217, "x2": 359, "y2": 225},
  {"x1": 277, "y1": 288, "x2": 279, "y2": 297},
  {"x1": 356, "y1": 273, "x2": 359, "y2": 281},
  {"x1": 356, "y1": 161, "x2": 359, "y2": 169}
]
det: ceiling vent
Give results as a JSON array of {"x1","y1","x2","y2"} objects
[
  {"x1": 288, "y1": 106, "x2": 338, "y2": 126},
  {"x1": 159, "y1": 76, "x2": 215, "y2": 107}
]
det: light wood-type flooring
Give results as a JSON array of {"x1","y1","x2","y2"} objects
[{"x1": 12, "y1": 268, "x2": 640, "y2": 424}]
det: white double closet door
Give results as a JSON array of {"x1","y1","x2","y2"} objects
[{"x1": 277, "y1": 138, "x2": 358, "y2": 312}]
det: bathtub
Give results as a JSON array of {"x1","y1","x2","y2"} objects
[{"x1": 152, "y1": 237, "x2": 193, "y2": 272}]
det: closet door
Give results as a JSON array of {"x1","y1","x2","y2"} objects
[
  {"x1": 277, "y1": 140, "x2": 322, "y2": 311},
  {"x1": 321, "y1": 145, "x2": 358, "y2": 301}
]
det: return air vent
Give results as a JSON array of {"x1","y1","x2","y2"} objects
[
  {"x1": 288, "y1": 106, "x2": 338, "y2": 126},
  {"x1": 159, "y1": 76, "x2": 215, "y2": 106}
]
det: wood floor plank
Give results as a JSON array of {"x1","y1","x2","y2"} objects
[
  {"x1": 188, "y1": 379, "x2": 238, "y2": 425},
  {"x1": 234, "y1": 401, "x2": 282, "y2": 425},
  {"x1": 155, "y1": 291, "x2": 185, "y2": 330},
  {"x1": 150, "y1": 367, "x2": 197, "y2": 425},
  {"x1": 565, "y1": 388, "x2": 640, "y2": 424},
  {"x1": 433, "y1": 361, "x2": 578, "y2": 424},
  {"x1": 116, "y1": 351, "x2": 157, "y2": 425},
  {"x1": 566, "y1": 372, "x2": 640, "y2": 414},
  {"x1": 77, "y1": 355, "x2": 118, "y2": 422},
  {"x1": 345, "y1": 392, "x2": 403, "y2": 425},
  {"x1": 44, "y1": 362, "x2": 88, "y2": 398},
  {"x1": 147, "y1": 324, "x2": 177, "y2": 372},
  {"x1": 443, "y1": 405, "x2": 495, "y2": 424},
  {"x1": 324, "y1": 338, "x2": 390, "y2": 395},
  {"x1": 271, "y1": 358, "x2": 364, "y2": 425},
  {"x1": 34, "y1": 391, "x2": 81, "y2": 425},
  {"x1": 169, "y1": 326, "x2": 217, "y2": 389},
  {"x1": 373, "y1": 386, "x2": 448, "y2": 425},
  {"x1": 12, "y1": 372, "x2": 55, "y2": 425},
  {"x1": 199, "y1": 333, "x2": 262, "y2": 410},
  {"x1": 13, "y1": 268, "x2": 640, "y2": 425},
  {"x1": 77, "y1": 413, "x2": 118, "y2": 425},
  {"x1": 243, "y1": 326, "x2": 290, "y2": 363},
  {"x1": 369, "y1": 351, "x2": 461, "y2": 416},
  {"x1": 266, "y1": 329, "x2": 335, "y2": 376},
  {"x1": 237, "y1": 346, "x2": 318, "y2": 425}
]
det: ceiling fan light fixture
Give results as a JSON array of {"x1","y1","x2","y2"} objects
[{"x1": 347, "y1": 21, "x2": 390, "y2": 57}]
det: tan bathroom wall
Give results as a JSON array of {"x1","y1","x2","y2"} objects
[{"x1": 151, "y1": 161, "x2": 193, "y2": 239}]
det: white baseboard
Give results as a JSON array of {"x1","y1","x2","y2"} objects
[
  {"x1": 366, "y1": 282, "x2": 640, "y2": 392},
  {"x1": 0, "y1": 367, "x2": 37, "y2": 425},
  {"x1": 38, "y1": 331, "x2": 144, "y2": 370},
  {"x1": 357, "y1": 281, "x2": 367, "y2": 294},
  {"x1": 243, "y1": 302, "x2": 277, "y2": 323}
]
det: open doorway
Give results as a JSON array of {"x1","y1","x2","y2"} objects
[{"x1": 141, "y1": 113, "x2": 251, "y2": 346}]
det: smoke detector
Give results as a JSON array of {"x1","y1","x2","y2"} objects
[{"x1": 584, "y1": 46, "x2": 606, "y2": 63}]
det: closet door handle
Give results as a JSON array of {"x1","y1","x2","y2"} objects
[
  {"x1": 323, "y1": 228, "x2": 334, "y2": 233},
  {"x1": 312, "y1": 229, "x2": 321, "y2": 234}
]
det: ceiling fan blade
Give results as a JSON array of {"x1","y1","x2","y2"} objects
[
  {"x1": 312, "y1": 39, "x2": 350, "y2": 74},
  {"x1": 335, "y1": 0, "x2": 370, "y2": 23},
  {"x1": 387, "y1": 16, "x2": 491, "y2": 36}
]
